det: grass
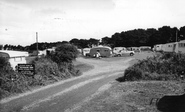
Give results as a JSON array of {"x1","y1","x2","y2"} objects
[
  {"x1": 72, "y1": 81, "x2": 185, "y2": 112},
  {"x1": 74, "y1": 63, "x2": 94, "y2": 73}
]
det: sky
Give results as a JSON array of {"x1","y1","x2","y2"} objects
[{"x1": 0, "y1": 0, "x2": 185, "y2": 46}]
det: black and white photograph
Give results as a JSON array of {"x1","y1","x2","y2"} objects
[{"x1": 0, "y1": 0, "x2": 185, "y2": 112}]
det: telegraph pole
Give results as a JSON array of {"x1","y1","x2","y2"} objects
[
  {"x1": 176, "y1": 29, "x2": 178, "y2": 42},
  {"x1": 36, "y1": 32, "x2": 38, "y2": 56}
]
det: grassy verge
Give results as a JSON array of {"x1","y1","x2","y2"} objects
[{"x1": 74, "y1": 81, "x2": 184, "y2": 112}]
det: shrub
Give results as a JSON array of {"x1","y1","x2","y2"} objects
[
  {"x1": 31, "y1": 57, "x2": 82, "y2": 86},
  {"x1": 121, "y1": 52, "x2": 185, "y2": 81},
  {"x1": 49, "y1": 43, "x2": 79, "y2": 63},
  {"x1": 31, "y1": 57, "x2": 59, "y2": 85},
  {"x1": 0, "y1": 57, "x2": 29, "y2": 99},
  {"x1": 124, "y1": 67, "x2": 143, "y2": 81},
  {"x1": 0, "y1": 57, "x2": 9, "y2": 69}
]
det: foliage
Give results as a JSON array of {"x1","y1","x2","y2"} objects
[
  {"x1": 31, "y1": 57, "x2": 81, "y2": 86},
  {"x1": 49, "y1": 43, "x2": 79, "y2": 63},
  {"x1": 31, "y1": 57, "x2": 62, "y2": 86},
  {"x1": 69, "y1": 38, "x2": 100, "y2": 48},
  {"x1": 0, "y1": 57, "x2": 29, "y2": 98},
  {"x1": 0, "y1": 55, "x2": 82, "y2": 99},
  {"x1": 0, "y1": 45, "x2": 3, "y2": 50},
  {"x1": 0, "y1": 57, "x2": 9, "y2": 69},
  {"x1": 120, "y1": 53, "x2": 185, "y2": 82}
]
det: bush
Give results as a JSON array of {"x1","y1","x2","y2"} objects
[
  {"x1": 121, "y1": 52, "x2": 185, "y2": 81},
  {"x1": 124, "y1": 67, "x2": 143, "y2": 81},
  {"x1": 49, "y1": 43, "x2": 79, "y2": 63},
  {"x1": 0, "y1": 57, "x2": 29, "y2": 99},
  {"x1": 31, "y1": 57, "x2": 82, "y2": 86},
  {"x1": 31, "y1": 57, "x2": 62, "y2": 86},
  {"x1": 0, "y1": 55, "x2": 82, "y2": 99}
]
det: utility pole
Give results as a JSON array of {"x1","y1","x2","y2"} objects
[
  {"x1": 36, "y1": 32, "x2": 38, "y2": 57},
  {"x1": 176, "y1": 29, "x2": 178, "y2": 42}
]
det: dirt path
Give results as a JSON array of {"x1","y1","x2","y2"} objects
[{"x1": 0, "y1": 56, "x2": 135, "y2": 112}]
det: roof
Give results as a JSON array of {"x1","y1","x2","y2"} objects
[
  {"x1": 0, "y1": 50, "x2": 29, "y2": 58},
  {"x1": 92, "y1": 46, "x2": 111, "y2": 50},
  {"x1": 179, "y1": 40, "x2": 185, "y2": 43},
  {"x1": 83, "y1": 48, "x2": 91, "y2": 50}
]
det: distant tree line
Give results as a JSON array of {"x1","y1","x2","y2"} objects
[
  {"x1": 1, "y1": 25, "x2": 185, "y2": 51},
  {"x1": 101, "y1": 26, "x2": 185, "y2": 48}
]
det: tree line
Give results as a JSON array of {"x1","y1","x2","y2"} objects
[{"x1": 1, "y1": 25, "x2": 185, "y2": 51}]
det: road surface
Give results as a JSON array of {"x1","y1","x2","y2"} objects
[{"x1": 0, "y1": 56, "x2": 134, "y2": 112}]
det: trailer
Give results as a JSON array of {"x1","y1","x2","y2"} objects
[
  {"x1": 82, "y1": 48, "x2": 91, "y2": 56},
  {"x1": 153, "y1": 44, "x2": 163, "y2": 52},
  {"x1": 153, "y1": 40, "x2": 185, "y2": 53},
  {"x1": 89, "y1": 46, "x2": 112, "y2": 58},
  {"x1": 0, "y1": 50, "x2": 29, "y2": 70},
  {"x1": 175, "y1": 40, "x2": 185, "y2": 53}
]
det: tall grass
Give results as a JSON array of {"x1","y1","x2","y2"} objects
[{"x1": 121, "y1": 52, "x2": 185, "y2": 81}]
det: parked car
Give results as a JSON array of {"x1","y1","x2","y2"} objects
[{"x1": 115, "y1": 49, "x2": 135, "y2": 56}]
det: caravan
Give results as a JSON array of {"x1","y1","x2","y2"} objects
[
  {"x1": 161, "y1": 42, "x2": 176, "y2": 52},
  {"x1": 82, "y1": 48, "x2": 91, "y2": 56},
  {"x1": 0, "y1": 50, "x2": 29, "y2": 70},
  {"x1": 89, "y1": 46, "x2": 112, "y2": 58},
  {"x1": 153, "y1": 44, "x2": 163, "y2": 52},
  {"x1": 153, "y1": 40, "x2": 185, "y2": 53},
  {"x1": 175, "y1": 40, "x2": 185, "y2": 53}
]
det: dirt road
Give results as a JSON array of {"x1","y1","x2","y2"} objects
[{"x1": 0, "y1": 54, "x2": 138, "y2": 112}]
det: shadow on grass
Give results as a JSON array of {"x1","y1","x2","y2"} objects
[{"x1": 115, "y1": 76, "x2": 125, "y2": 82}]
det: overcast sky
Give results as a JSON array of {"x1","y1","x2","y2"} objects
[{"x1": 0, "y1": 0, "x2": 185, "y2": 46}]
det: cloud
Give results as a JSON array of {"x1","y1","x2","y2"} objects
[
  {"x1": 2, "y1": 0, "x2": 116, "y2": 12},
  {"x1": 32, "y1": 8, "x2": 66, "y2": 19}
]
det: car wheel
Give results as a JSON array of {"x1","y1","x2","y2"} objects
[
  {"x1": 117, "y1": 54, "x2": 121, "y2": 57},
  {"x1": 130, "y1": 53, "x2": 134, "y2": 56}
]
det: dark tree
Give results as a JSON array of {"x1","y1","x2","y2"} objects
[
  {"x1": 0, "y1": 45, "x2": 3, "y2": 50},
  {"x1": 101, "y1": 36, "x2": 111, "y2": 46},
  {"x1": 179, "y1": 26, "x2": 185, "y2": 41},
  {"x1": 87, "y1": 38, "x2": 99, "y2": 47}
]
